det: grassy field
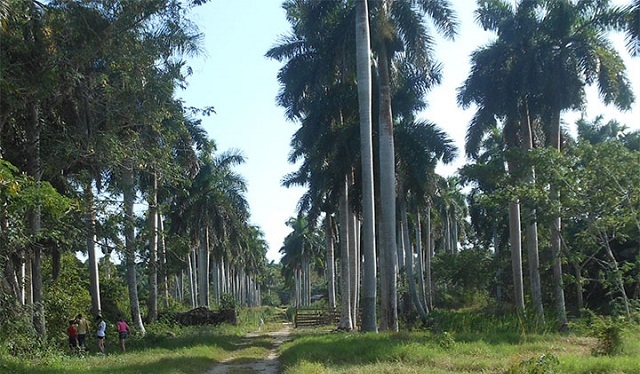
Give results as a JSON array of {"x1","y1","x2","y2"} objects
[
  {"x1": 0, "y1": 320, "x2": 282, "y2": 374},
  {"x1": 2, "y1": 309, "x2": 639, "y2": 374},
  {"x1": 279, "y1": 324, "x2": 640, "y2": 373}
]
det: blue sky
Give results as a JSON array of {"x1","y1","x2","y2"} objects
[{"x1": 180, "y1": 0, "x2": 639, "y2": 263}]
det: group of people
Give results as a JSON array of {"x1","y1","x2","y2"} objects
[{"x1": 67, "y1": 314, "x2": 130, "y2": 354}]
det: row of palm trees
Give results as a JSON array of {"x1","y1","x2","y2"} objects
[
  {"x1": 272, "y1": 0, "x2": 640, "y2": 332},
  {"x1": 270, "y1": 0, "x2": 461, "y2": 332},
  {"x1": 0, "y1": 0, "x2": 268, "y2": 337}
]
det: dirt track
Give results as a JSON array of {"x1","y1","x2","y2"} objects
[{"x1": 204, "y1": 323, "x2": 292, "y2": 374}]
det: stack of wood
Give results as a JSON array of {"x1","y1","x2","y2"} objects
[{"x1": 165, "y1": 307, "x2": 236, "y2": 326}]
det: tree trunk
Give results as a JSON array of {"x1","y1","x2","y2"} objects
[
  {"x1": 325, "y1": 214, "x2": 337, "y2": 310},
  {"x1": 188, "y1": 250, "x2": 196, "y2": 307},
  {"x1": 377, "y1": 22, "x2": 398, "y2": 332},
  {"x1": 355, "y1": 0, "x2": 377, "y2": 332},
  {"x1": 158, "y1": 211, "x2": 170, "y2": 309},
  {"x1": 415, "y1": 209, "x2": 428, "y2": 313},
  {"x1": 508, "y1": 200, "x2": 525, "y2": 311},
  {"x1": 349, "y1": 205, "x2": 359, "y2": 328},
  {"x1": 493, "y1": 220, "x2": 502, "y2": 302},
  {"x1": 550, "y1": 111, "x2": 568, "y2": 329},
  {"x1": 198, "y1": 228, "x2": 210, "y2": 307},
  {"x1": 443, "y1": 209, "x2": 451, "y2": 254},
  {"x1": 26, "y1": 99, "x2": 45, "y2": 337},
  {"x1": 84, "y1": 181, "x2": 101, "y2": 317},
  {"x1": 338, "y1": 176, "x2": 353, "y2": 330},
  {"x1": 401, "y1": 199, "x2": 427, "y2": 320},
  {"x1": 520, "y1": 104, "x2": 544, "y2": 325},
  {"x1": 212, "y1": 257, "x2": 221, "y2": 305},
  {"x1": 147, "y1": 171, "x2": 158, "y2": 322},
  {"x1": 123, "y1": 164, "x2": 145, "y2": 334},
  {"x1": 425, "y1": 204, "x2": 433, "y2": 311}
]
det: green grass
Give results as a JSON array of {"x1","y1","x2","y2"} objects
[
  {"x1": 3, "y1": 308, "x2": 640, "y2": 374},
  {"x1": 279, "y1": 325, "x2": 640, "y2": 374},
  {"x1": 0, "y1": 323, "x2": 275, "y2": 374}
]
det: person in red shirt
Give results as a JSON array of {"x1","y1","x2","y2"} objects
[
  {"x1": 115, "y1": 317, "x2": 130, "y2": 352},
  {"x1": 67, "y1": 319, "x2": 78, "y2": 352}
]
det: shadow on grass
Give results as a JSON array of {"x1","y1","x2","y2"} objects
[
  {"x1": 126, "y1": 331, "x2": 242, "y2": 352},
  {"x1": 1, "y1": 355, "x2": 216, "y2": 374},
  {"x1": 280, "y1": 332, "x2": 410, "y2": 366},
  {"x1": 0, "y1": 331, "x2": 276, "y2": 374}
]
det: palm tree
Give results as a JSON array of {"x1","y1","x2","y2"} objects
[
  {"x1": 395, "y1": 119, "x2": 457, "y2": 320},
  {"x1": 622, "y1": 1, "x2": 640, "y2": 56},
  {"x1": 355, "y1": 0, "x2": 377, "y2": 333},
  {"x1": 268, "y1": 0, "x2": 362, "y2": 329},
  {"x1": 459, "y1": 0, "x2": 551, "y2": 316},
  {"x1": 534, "y1": 0, "x2": 634, "y2": 329},
  {"x1": 369, "y1": 0, "x2": 458, "y2": 332},
  {"x1": 170, "y1": 147, "x2": 248, "y2": 308},
  {"x1": 280, "y1": 215, "x2": 323, "y2": 306}
]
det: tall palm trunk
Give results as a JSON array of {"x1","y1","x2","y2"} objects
[
  {"x1": 349, "y1": 204, "x2": 359, "y2": 327},
  {"x1": 493, "y1": 220, "x2": 502, "y2": 302},
  {"x1": 148, "y1": 171, "x2": 158, "y2": 322},
  {"x1": 377, "y1": 17, "x2": 398, "y2": 332},
  {"x1": 27, "y1": 99, "x2": 45, "y2": 336},
  {"x1": 549, "y1": 111, "x2": 568, "y2": 329},
  {"x1": 123, "y1": 164, "x2": 145, "y2": 334},
  {"x1": 325, "y1": 214, "x2": 337, "y2": 310},
  {"x1": 451, "y1": 208, "x2": 459, "y2": 254},
  {"x1": 188, "y1": 250, "x2": 196, "y2": 307},
  {"x1": 424, "y1": 204, "x2": 433, "y2": 310},
  {"x1": 355, "y1": 0, "x2": 377, "y2": 332},
  {"x1": 508, "y1": 199, "x2": 525, "y2": 311},
  {"x1": 415, "y1": 209, "x2": 428, "y2": 312},
  {"x1": 198, "y1": 228, "x2": 210, "y2": 307},
  {"x1": 158, "y1": 211, "x2": 170, "y2": 309},
  {"x1": 84, "y1": 181, "x2": 101, "y2": 316},
  {"x1": 212, "y1": 257, "x2": 221, "y2": 305},
  {"x1": 520, "y1": 104, "x2": 544, "y2": 324},
  {"x1": 443, "y1": 208, "x2": 451, "y2": 253},
  {"x1": 401, "y1": 198, "x2": 427, "y2": 320},
  {"x1": 338, "y1": 176, "x2": 353, "y2": 330}
]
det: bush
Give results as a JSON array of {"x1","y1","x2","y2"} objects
[
  {"x1": 590, "y1": 318, "x2": 626, "y2": 356},
  {"x1": 220, "y1": 293, "x2": 237, "y2": 310},
  {"x1": 507, "y1": 353, "x2": 560, "y2": 374}
]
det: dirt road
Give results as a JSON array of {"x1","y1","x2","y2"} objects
[{"x1": 204, "y1": 323, "x2": 292, "y2": 374}]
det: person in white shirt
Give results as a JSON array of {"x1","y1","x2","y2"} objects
[{"x1": 96, "y1": 315, "x2": 106, "y2": 354}]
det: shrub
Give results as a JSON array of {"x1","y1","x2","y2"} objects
[
  {"x1": 590, "y1": 318, "x2": 626, "y2": 356},
  {"x1": 220, "y1": 293, "x2": 237, "y2": 310},
  {"x1": 437, "y1": 331, "x2": 456, "y2": 349},
  {"x1": 507, "y1": 353, "x2": 560, "y2": 374}
]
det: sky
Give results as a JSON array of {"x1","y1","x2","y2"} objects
[{"x1": 180, "y1": 0, "x2": 640, "y2": 263}]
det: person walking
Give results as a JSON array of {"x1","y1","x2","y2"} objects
[
  {"x1": 95, "y1": 315, "x2": 106, "y2": 354},
  {"x1": 67, "y1": 319, "x2": 78, "y2": 353},
  {"x1": 115, "y1": 317, "x2": 130, "y2": 353},
  {"x1": 76, "y1": 314, "x2": 90, "y2": 352}
]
